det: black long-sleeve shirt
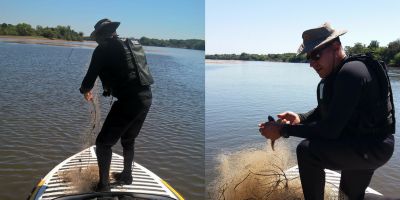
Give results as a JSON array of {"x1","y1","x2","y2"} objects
[
  {"x1": 80, "y1": 37, "x2": 139, "y2": 98},
  {"x1": 282, "y1": 59, "x2": 382, "y2": 139}
]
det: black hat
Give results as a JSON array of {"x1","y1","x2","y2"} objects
[{"x1": 90, "y1": 18, "x2": 120, "y2": 38}]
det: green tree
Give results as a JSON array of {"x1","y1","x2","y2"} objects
[
  {"x1": 345, "y1": 43, "x2": 368, "y2": 55},
  {"x1": 36, "y1": 25, "x2": 44, "y2": 36},
  {"x1": 389, "y1": 52, "x2": 400, "y2": 67},
  {"x1": 16, "y1": 23, "x2": 34, "y2": 36},
  {"x1": 384, "y1": 40, "x2": 400, "y2": 63},
  {"x1": 1, "y1": 22, "x2": 83, "y2": 41},
  {"x1": 371, "y1": 47, "x2": 385, "y2": 61},
  {"x1": 368, "y1": 40, "x2": 379, "y2": 49},
  {"x1": 139, "y1": 37, "x2": 151, "y2": 45},
  {"x1": 138, "y1": 37, "x2": 204, "y2": 50},
  {"x1": 0, "y1": 23, "x2": 8, "y2": 34},
  {"x1": 239, "y1": 53, "x2": 250, "y2": 60},
  {"x1": 4, "y1": 24, "x2": 17, "y2": 35},
  {"x1": 41, "y1": 27, "x2": 57, "y2": 39},
  {"x1": 193, "y1": 41, "x2": 204, "y2": 50}
]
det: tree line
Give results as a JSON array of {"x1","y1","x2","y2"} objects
[
  {"x1": 138, "y1": 37, "x2": 204, "y2": 50},
  {"x1": 0, "y1": 22, "x2": 84, "y2": 41},
  {"x1": 206, "y1": 40, "x2": 400, "y2": 67},
  {"x1": 206, "y1": 53, "x2": 302, "y2": 63},
  {"x1": 1, "y1": 22, "x2": 205, "y2": 50},
  {"x1": 84, "y1": 36, "x2": 205, "y2": 51}
]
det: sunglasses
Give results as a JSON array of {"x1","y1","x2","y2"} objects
[
  {"x1": 306, "y1": 43, "x2": 332, "y2": 61},
  {"x1": 306, "y1": 51, "x2": 321, "y2": 61}
]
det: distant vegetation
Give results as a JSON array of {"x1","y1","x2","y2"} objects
[
  {"x1": 138, "y1": 37, "x2": 204, "y2": 50},
  {"x1": 206, "y1": 40, "x2": 400, "y2": 67},
  {"x1": 84, "y1": 36, "x2": 205, "y2": 51},
  {"x1": 206, "y1": 53, "x2": 304, "y2": 63},
  {"x1": 0, "y1": 22, "x2": 84, "y2": 41},
  {"x1": 345, "y1": 40, "x2": 400, "y2": 67},
  {"x1": 1, "y1": 22, "x2": 204, "y2": 50}
]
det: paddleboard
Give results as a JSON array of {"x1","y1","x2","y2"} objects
[
  {"x1": 285, "y1": 165, "x2": 383, "y2": 199},
  {"x1": 28, "y1": 146, "x2": 184, "y2": 200}
]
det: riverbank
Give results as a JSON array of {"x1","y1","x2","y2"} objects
[
  {"x1": 0, "y1": 35, "x2": 97, "y2": 48},
  {"x1": 0, "y1": 36, "x2": 205, "y2": 51},
  {"x1": 205, "y1": 59, "x2": 251, "y2": 64},
  {"x1": 206, "y1": 49, "x2": 400, "y2": 67}
]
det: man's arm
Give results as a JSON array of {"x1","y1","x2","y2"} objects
[
  {"x1": 282, "y1": 61, "x2": 369, "y2": 139},
  {"x1": 79, "y1": 48, "x2": 103, "y2": 97},
  {"x1": 298, "y1": 107, "x2": 320, "y2": 124},
  {"x1": 277, "y1": 107, "x2": 320, "y2": 125}
]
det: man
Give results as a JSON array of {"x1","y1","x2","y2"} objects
[
  {"x1": 80, "y1": 18, "x2": 153, "y2": 191},
  {"x1": 259, "y1": 23, "x2": 395, "y2": 200}
]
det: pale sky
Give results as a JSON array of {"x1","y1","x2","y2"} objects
[
  {"x1": 206, "y1": 0, "x2": 400, "y2": 54},
  {"x1": 1, "y1": 0, "x2": 204, "y2": 40}
]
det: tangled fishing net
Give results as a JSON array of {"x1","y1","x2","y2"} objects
[
  {"x1": 59, "y1": 165, "x2": 99, "y2": 193},
  {"x1": 210, "y1": 140, "x2": 335, "y2": 200}
]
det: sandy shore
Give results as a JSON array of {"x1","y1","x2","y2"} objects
[
  {"x1": 0, "y1": 35, "x2": 97, "y2": 48},
  {"x1": 0, "y1": 36, "x2": 179, "y2": 54}
]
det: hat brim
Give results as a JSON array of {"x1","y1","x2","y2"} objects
[
  {"x1": 297, "y1": 30, "x2": 347, "y2": 56},
  {"x1": 90, "y1": 22, "x2": 120, "y2": 38}
]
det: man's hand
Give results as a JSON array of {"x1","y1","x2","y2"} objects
[
  {"x1": 84, "y1": 91, "x2": 93, "y2": 102},
  {"x1": 277, "y1": 111, "x2": 300, "y2": 125},
  {"x1": 258, "y1": 122, "x2": 282, "y2": 141}
]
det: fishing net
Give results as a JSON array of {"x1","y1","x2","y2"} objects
[{"x1": 210, "y1": 141, "x2": 335, "y2": 200}]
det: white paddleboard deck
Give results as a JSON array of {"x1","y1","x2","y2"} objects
[
  {"x1": 30, "y1": 146, "x2": 182, "y2": 200},
  {"x1": 285, "y1": 165, "x2": 383, "y2": 199}
]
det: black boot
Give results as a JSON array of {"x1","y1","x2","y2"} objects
[
  {"x1": 95, "y1": 182, "x2": 110, "y2": 192},
  {"x1": 96, "y1": 145, "x2": 112, "y2": 192},
  {"x1": 114, "y1": 171, "x2": 133, "y2": 185},
  {"x1": 114, "y1": 149, "x2": 134, "y2": 185}
]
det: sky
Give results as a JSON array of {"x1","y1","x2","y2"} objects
[
  {"x1": 0, "y1": 0, "x2": 204, "y2": 40},
  {"x1": 206, "y1": 0, "x2": 400, "y2": 54}
]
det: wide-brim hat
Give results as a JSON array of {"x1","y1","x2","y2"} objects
[
  {"x1": 297, "y1": 22, "x2": 347, "y2": 56},
  {"x1": 90, "y1": 18, "x2": 120, "y2": 38}
]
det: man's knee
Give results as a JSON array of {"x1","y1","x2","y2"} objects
[
  {"x1": 296, "y1": 139, "x2": 310, "y2": 157},
  {"x1": 96, "y1": 137, "x2": 115, "y2": 148},
  {"x1": 121, "y1": 139, "x2": 135, "y2": 150}
]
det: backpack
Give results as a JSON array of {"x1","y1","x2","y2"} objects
[
  {"x1": 345, "y1": 53, "x2": 396, "y2": 135},
  {"x1": 124, "y1": 39, "x2": 154, "y2": 86}
]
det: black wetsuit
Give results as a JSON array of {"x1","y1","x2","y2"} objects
[
  {"x1": 80, "y1": 37, "x2": 152, "y2": 187},
  {"x1": 282, "y1": 58, "x2": 395, "y2": 200}
]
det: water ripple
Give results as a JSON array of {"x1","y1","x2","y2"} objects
[
  {"x1": 206, "y1": 61, "x2": 400, "y2": 197},
  {"x1": 0, "y1": 44, "x2": 204, "y2": 200}
]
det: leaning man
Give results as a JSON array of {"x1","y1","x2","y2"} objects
[
  {"x1": 259, "y1": 23, "x2": 395, "y2": 200},
  {"x1": 80, "y1": 18, "x2": 153, "y2": 191}
]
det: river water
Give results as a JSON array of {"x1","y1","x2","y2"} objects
[
  {"x1": 205, "y1": 60, "x2": 400, "y2": 198},
  {"x1": 0, "y1": 41, "x2": 204, "y2": 200}
]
